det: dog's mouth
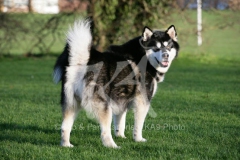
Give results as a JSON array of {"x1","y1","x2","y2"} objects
[
  {"x1": 155, "y1": 57, "x2": 169, "y2": 67},
  {"x1": 161, "y1": 61, "x2": 169, "y2": 67}
]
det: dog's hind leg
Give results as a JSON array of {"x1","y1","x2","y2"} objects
[
  {"x1": 95, "y1": 104, "x2": 119, "y2": 148},
  {"x1": 113, "y1": 110, "x2": 127, "y2": 138},
  {"x1": 61, "y1": 107, "x2": 79, "y2": 147},
  {"x1": 133, "y1": 95, "x2": 150, "y2": 142}
]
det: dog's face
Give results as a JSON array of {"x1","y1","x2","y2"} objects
[{"x1": 140, "y1": 25, "x2": 179, "y2": 73}]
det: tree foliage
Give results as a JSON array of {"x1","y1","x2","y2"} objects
[{"x1": 87, "y1": 0, "x2": 174, "y2": 51}]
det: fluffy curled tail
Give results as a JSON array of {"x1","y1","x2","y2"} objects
[{"x1": 53, "y1": 18, "x2": 92, "y2": 83}]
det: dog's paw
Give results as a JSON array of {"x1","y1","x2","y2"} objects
[
  {"x1": 61, "y1": 142, "x2": 74, "y2": 147},
  {"x1": 120, "y1": 135, "x2": 127, "y2": 139},
  {"x1": 102, "y1": 138, "x2": 120, "y2": 149},
  {"x1": 134, "y1": 138, "x2": 147, "y2": 142},
  {"x1": 112, "y1": 145, "x2": 121, "y2": 149},
  {"x1": 104, "y1": 142, "x2": 120, "y2": 149},
  {"x1": 115, "y1": 133, "x2": 127, "y2": 139}
]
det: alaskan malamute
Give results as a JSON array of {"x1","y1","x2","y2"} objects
[{"x1": 53, "y1": 18, "x2": 179, "y2": 148}]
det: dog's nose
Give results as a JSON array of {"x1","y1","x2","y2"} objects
[{"x1": 162, "y1": 53, "x2": 169, "y2": 58}]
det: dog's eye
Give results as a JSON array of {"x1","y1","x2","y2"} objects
[
  {"x1": 166, "y1": 42, "x2": 173, "y2": 50},
  {"x1": 153, "y1": 33, "x2": 158, "y2": 38}
]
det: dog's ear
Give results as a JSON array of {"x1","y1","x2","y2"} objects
[
  {"x1": 142, "y1": 26, "x2": 153, "y2": 41},
  {"x1": 166, "y1": 25, "x2": 177, "y2": 41}
]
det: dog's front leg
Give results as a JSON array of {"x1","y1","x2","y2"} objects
[
  {"x1": 113, "y1": 109, "x2": 128, "y2": 138},
  {"x1": 133, "y1": 101, "x2": 149, "y2": 142}
]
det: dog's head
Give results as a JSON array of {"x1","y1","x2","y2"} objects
[{"x1": 140, "y1": 25, "x2": 179, "y2": 73}]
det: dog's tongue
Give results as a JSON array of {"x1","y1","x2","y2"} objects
[{"x1": 162, "y1": 61, "x2": 169, "y2": 66}]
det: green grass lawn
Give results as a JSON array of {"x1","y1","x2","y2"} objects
[{"x1": 0, "y1": 55, "x2": 239, "y2": 159}]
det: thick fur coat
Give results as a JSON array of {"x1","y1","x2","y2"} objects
[{"x1": 53, "y1": 19, "x2": 179, "y2": 148}]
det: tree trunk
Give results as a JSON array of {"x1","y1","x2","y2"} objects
[
  {"x1": 28, "y1": 0, "x2": 33, "y2": 13},
  {"x1": 0, "y1": 0, "x2": 3, "y2": 12},
  {"x1": 213, "y1": 0, "x2": 219, "y2": 9}
]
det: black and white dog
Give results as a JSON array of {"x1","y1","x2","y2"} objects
[{"x1": 53, "y1": 18, "x2": 179, "y2": 148}]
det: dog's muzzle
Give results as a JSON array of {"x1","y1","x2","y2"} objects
[
  {"x1": 155, "y1": 54, "x2": 169, "y2": 67},
  {"x1": 161, "y1": 52, "x2": 169, "y2": 67},
  {"x1": 153, "y1": 47, "x2": 170, "y2": 68}
]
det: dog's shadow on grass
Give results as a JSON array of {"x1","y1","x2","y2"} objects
[
  {"x1": 0, "y1": 122, "x2": 59, "y2": 146},
  {"x1": 0, "y1": 122, "x2": 101, "y2": 147}
]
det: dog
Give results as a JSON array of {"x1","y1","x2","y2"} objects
[{"x1": 53, "y1": 18, "x2": 179, "y2": 148}]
